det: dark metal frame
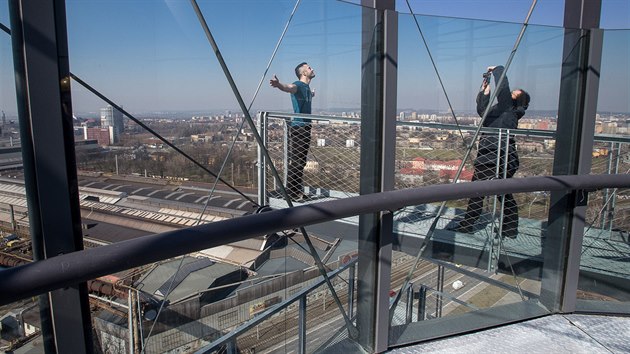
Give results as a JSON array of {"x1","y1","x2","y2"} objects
[
  {"x1": 542, "y1": 0, "x2": 603, "y2": 313},
  {"x1": 9, "y1": 0, "x2": 92, "y2": 352},
  {"x1": 359, "y1": 0, "x2": 397, "y2": 351}
]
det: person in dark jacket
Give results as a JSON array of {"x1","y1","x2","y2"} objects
[{"x1": 454, "y1": 65, "x2": 530, "y2": 238}]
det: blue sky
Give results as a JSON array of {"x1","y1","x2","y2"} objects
[{"x1": 1, "y1": 0, "x2": 630, "y2": 115}]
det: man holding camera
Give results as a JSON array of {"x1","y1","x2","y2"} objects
[{"x1": 454, "y1": 65, "x2": 530, "y2": 239}]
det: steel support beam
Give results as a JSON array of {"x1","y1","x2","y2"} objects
[
  {"x1": 348, "y1": 263, "x2": 356, "y2": 319},
  {"x1": 8, "y1": 0, "x2": 93, "y2": 352},
  {"x1": 298, "y1": 296, "x2": 307, "y2": 354},
  {"x1": 541, "y1": 0, "x2": 602, "y2": 312},
  {"x1": 358, "y1": 1, "x2": 396, "y2": 352}
]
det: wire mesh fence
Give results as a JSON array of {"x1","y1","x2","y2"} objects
[
  {"x1": 259, "y1": 111, "x2": 630, "y2": 243},
  {"x1": 260, "y1": 112, "x2": 362, "y2": 208}
]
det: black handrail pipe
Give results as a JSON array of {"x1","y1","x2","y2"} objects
[{"x1": 0, "y1": 174, "x2": 629, "y2": 305}]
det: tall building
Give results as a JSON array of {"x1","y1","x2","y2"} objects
[{"x1": 100, "y1": 105, "x2": 124, "y2": 143}]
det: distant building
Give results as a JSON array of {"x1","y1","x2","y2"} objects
[
  {"x1": 100, "y1": 105, "x2": 124, "y2": 143},
  {"x1": 305, "y1": 160, "x2": 320, "y2": 172},
  {"x1": 191, "y1": 134, "x2": 211, "y2": 143},
  {"x1": 84, "y1": 126, "x2": 113, "y2": 146},
  {"x1": 518, "y1": 141, "x2": 545, "y2": 153},
  {"x1": 400, "y1": 157, "x2": 471, "y2": 181}
]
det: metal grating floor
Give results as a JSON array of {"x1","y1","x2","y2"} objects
[{"x1": 387, "y1": 314, "x2": 630, "y2": 354}]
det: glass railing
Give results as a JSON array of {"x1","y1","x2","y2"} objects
[
  {"x1": 65, "y1": 1, "x2": 363, "y2": 353},
  {"x1": 577, "y1": 26, "x2": 630, "y2": 311}
]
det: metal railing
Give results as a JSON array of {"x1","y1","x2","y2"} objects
[{"x1": 258, "y1": 111, "x2": 630, "y2": 239}]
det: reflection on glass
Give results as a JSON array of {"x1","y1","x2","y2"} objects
[
  {"x1": 577, "y1": 28, "x2": 630, "y2": 310},
  {"x1": 390, "y1": 13, "x2": 569, "y2": 346}
]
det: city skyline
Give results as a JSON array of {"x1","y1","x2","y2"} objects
[{"x1": 2, "y1": 1, "x2": 630, "y2": 115}]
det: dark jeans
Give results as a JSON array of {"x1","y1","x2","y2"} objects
[
  {"x1": 460, "y1": 162, "x2": 518, "y2": 236},
  {"x1": 287, "y1": 124, "x2": 312, "y2": 199}
]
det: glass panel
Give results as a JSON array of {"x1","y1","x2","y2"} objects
[
  {"x1": 391, "y1": 13, "x2": 564, "y2": 345},
  {"x1": 399, "y1": 0, "x2": 566, "y2": 27},
  {"x1": 64, "y1": 0, "x2": 362, "y2": 352},
  {"x1": 601, "y1": 0, "x2": 630, "y2": 29},
  {"x1": 577, "y1": 28, "x2": 630, "y2": 311}
]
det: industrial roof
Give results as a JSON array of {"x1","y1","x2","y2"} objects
[{"x1": 134, "y1": 256, "x2": 241, "y2": 303}]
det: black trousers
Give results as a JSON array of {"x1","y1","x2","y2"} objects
[
  {"x1": 287, "y1": 124, "x2": 312, "y2": 199},
  {"x1": 460, "y1": 162, "x2": 518, "y2": 235}
]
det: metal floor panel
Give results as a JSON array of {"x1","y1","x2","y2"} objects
[{"x1": 387, "y1": 314, "x2": 630, "y2": 353}]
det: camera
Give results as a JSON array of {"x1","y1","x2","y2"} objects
[{"x1": 482, "y1": 71, "x2": 492, "y2": 85}]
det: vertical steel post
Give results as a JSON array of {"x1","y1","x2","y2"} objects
[
  {"x1": 405, "y1": 284, "x2": 413, "y2": 324},
  {"x1": 257, "y1": 112, "x2": 268, "y2": 205},
  {"x1": 283, "y1": 119, "x2": 289, "y2": 189},
  {"x1": 435, "y1": 265, "x2": 444, "y2": 318},
  {"x1": 9, "y1": 204, "x2": 15, "y2": 230},
  {"x1": 226, "y1": 339, "x2": 237, "y2": 354},
  {"x1": 541, "y1": 0, "x2": 602, "y2": 312},
  {"x1": 348, "y1": 263, "x2": 356, "y2": 319},
  {"x1": 358, "y1": 0, "x2": 396, "y2": 352},
  {"x1": 417, "y1": 286, "x2": 426, "y2": 321},
  {"x1": 298, "y1": 296, "x2": 307, "y2": 354},
  {"x1": 608, "y1": 143, "x2": 621, "y2": 231},
  {"x1": 127, "y1": 289, "x2": 134, "y2": 354},
  {"x1": 600, "y1": 141, "x2": 614, "y2": 228},
  {"x1": 9, "y1": 1, "x2": 93, "y2": 352}
]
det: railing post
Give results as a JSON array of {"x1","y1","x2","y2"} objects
[
  {"x1": 226, "y1": 339, "x2": 237, "y2": 354},
  {"x1": 542, "y1": 0, "x2": 603, "y2": 312},
  {"x1": 609, "y1": 142, "x2": 621, "y2": 231},
  {"x1": 358, "y1": 0, "x2": 396, "y2": 352},
  {"x1": 405, "y1": 284, "x2": 413, "y2": 324},
  {"x1": 257, "y1": 112, "x2": 268, "y2": 205},
  {"x1": 435, "y1": 265, "x2": 444, "y2": 318},
  {"x1": 600, "y1": 141, "x2": 614, "y2": 229},
  {"x1": 348, "y1": 263, "x2": 356, "y2": 319},
  {"x1": 417, "y1": 285, "x2": 426, "y2": 321},
  {"x1": 127, "y1": 289, "x2": 134, "y2": 354},
  {"x1": 283, "y1": 118, "x2": 289, "y2": 190},
  {"x1": 298, "y1": 295, "x2": 307, "y2": 354}
]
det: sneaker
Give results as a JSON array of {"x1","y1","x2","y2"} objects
[{"x1": 292, "y1": 194, "x2": 311, "y2": 203}]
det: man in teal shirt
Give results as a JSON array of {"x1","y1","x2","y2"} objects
[{"x1": 270, "y1": 62, "x2": 316, "y2": 201}]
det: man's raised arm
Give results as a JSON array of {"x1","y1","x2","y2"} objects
[{"x1": 269, "y1": 75, "x2": 297, "y2": 94}]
